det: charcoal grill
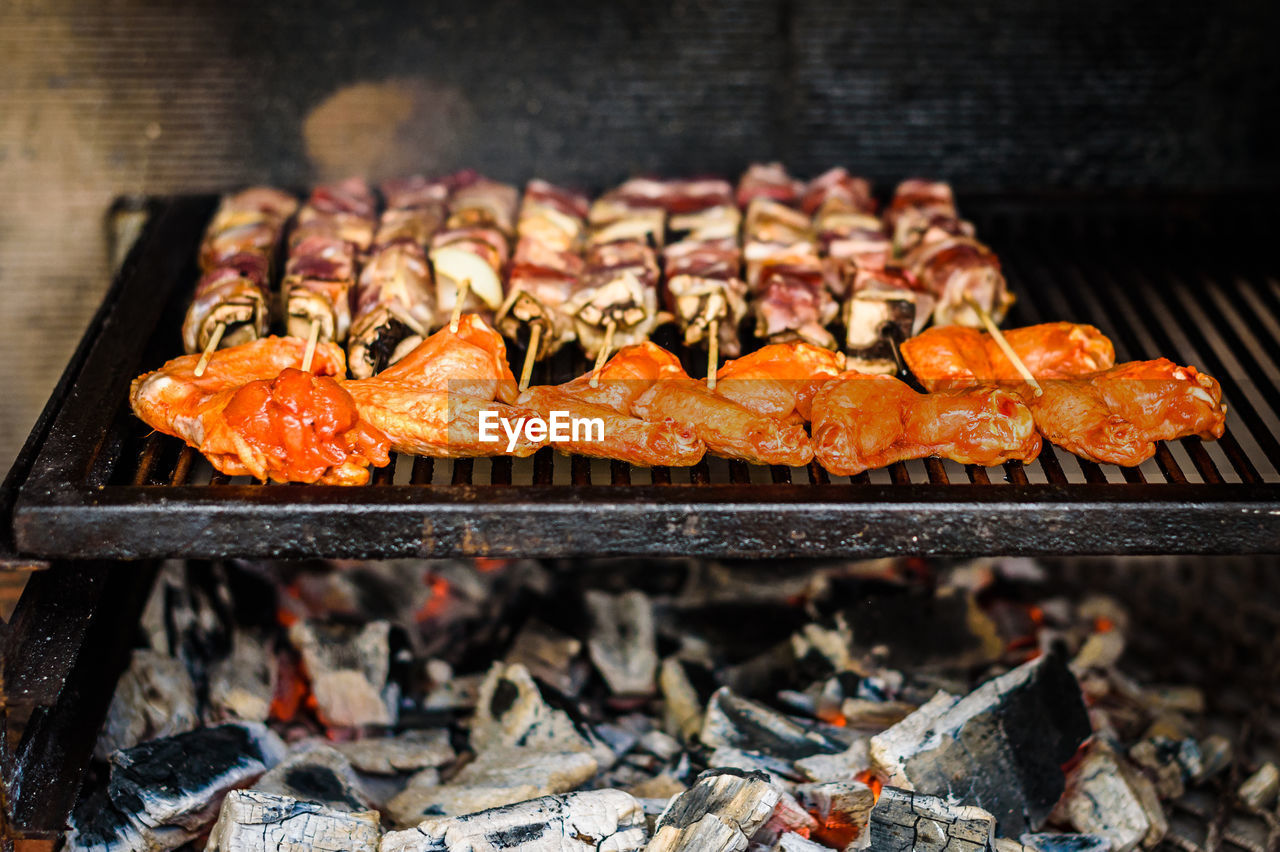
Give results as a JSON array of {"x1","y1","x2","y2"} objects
[{"x1": 2, "y1": 194, "x2": 1278, "y2": 561}]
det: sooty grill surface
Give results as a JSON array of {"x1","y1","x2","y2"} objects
[{"x1": 5, "y1": 194, "x2": 1279, "y2": 560}]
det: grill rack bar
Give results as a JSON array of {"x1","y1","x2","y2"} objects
[{"x1": 6, "y1": 194, "x2": 1280, "y2": 560}]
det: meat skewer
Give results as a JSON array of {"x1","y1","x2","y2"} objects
[
  {"x1": 431, "y1": 172, "x2": 518, "y2": 325},
  {"x1": 660, "y1": 178, "x2": 747, "y2": 387},
  {"x1": 496, "y1": 180, "x2": 591, "y2": 390},
  {"x1": 739, "y1": 164, "x2": 840, "y2": 350},
  {"x1": 284, "y1": 178, "x2": 377, "y2": 351},
  {"x1": 346, "y1": 176, "x2": 448, "y2": 379},
  {"x1": 187, "y1": 187, "x2": 298, "y2": 375}
]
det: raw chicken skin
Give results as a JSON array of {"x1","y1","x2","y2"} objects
[
  {"x1": 902, "y1": 322, "x2": 1116, "y2": 390},
  {"x1": 715, "y1": 342, "x2": 846, "y2": 423}
]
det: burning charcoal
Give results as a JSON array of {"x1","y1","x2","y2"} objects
[
  {"x1": 1127, "y1": 738, "x2": 1195, "y2": 799},
  {"x1": 586, "y1": 590, "x2": 659, "y2": 697},
  {"x1": 207, "y1": 790, "x2": 380, "y2": 852},
  {"x1": 387, "y1": 747, "x2": 598, "y2": 825},
  {"x1": 289, "y1": 620, "x2": 394, "y2": 728},
  {"x1": 707, "y1": 747, "x2": 799, "y2": 786},
  {"x1": 773, "y1": 834, "x2": 831, "y2": 852},
  {"x1": 839, "y1": 698, "x2": 917, "y2": 730},
  {"x1": 254, "y1": 742, "x2": 375, "y2": 812},
  {"x1": 660, "y1": 658, "x2": 707, "y2": 742},
  {"x1": 1058, "y1": 743, "x2": 1164, "y2": 852},
  {"x1": 1193, "y1": 735, "x2": 1232, "y2": 782},
  {"x1": 702, "y1": 688, "x2": 846, "y2": 761},
  {"x1": 1070, "y1": 631, "x2": 1125, "y2": 674},
  {"x1": 1238, "y1": 762, "x2": 1280, "y2": 810},
  {"x1": 67, "y1": 722, "x2": 286, "y2": 852},
  {"x1": 472, "y1": 662, "x2": 611, "y2": 765},
  {"x1": 96, "y1": 648, "x2": 199, "y2": 758},
  {"x1": 794, "y1": 740, "x2": 871, "y2": 783},
  {"x1": 336, "y1": 729, "x2": 456, "y2": 775},
  {"x1": 753, "y1": 790, "x2": 820, "y2": 848},
  {"x1": 865, "y1": 787, "x2": 996, "y2": 852},
  {"x1": 381, "y1": 789, "x2": 647, "y2": 852},
  {"x1": 208, "y1": 630, "x2": 275, "y2": 723},
  {"x1": 796, "y1": 781, "x2": 875, "y2": 848},
  {"x1": 626, "y1": 773, "x2": 688, "y2": 801},
  {"x1": 505, "y1": 619, "x2": 589, "y2": 698},
  {"x1": 638, "y1": 730, "x2": 683, "y2": 762},
  {"x1": 1017, "y1": 834, "x2": 1112, "y2": 852},
  {"x1": 870, "y1": 653, "x2": 1091, "y2": 836},
  {"x1": 645, "y1": 769, "x2": 781, "y2": 852}
]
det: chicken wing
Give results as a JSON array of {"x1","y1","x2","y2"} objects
[
  {"x1": 371, "y1": 313, "x2": 519, "y2": 403},
  {"x1": 810, "y1": 373, "x2": 1041, "y2": 475},
  {"x1": 714, "y1": 342, "x2": 846, "y2": 423},
  {"x1": 517, "y1": 386, "x2": 705, "y2": 467},
  {"x1": 901, "y1": 322, "x2": 1116, "y2": 391},
  {"x1": 1025, "y1": 358, "x2": 1226, "y2": 466}
]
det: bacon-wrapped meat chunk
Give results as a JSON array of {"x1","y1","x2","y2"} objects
[
  {"x1": 885, "y1": 179, "x2": 970, "y2": 255},
  {"x1": 736, "y1": 162, "x2": 804, "y2": 208},
  {"x1": 1023, "y1": 359, "x2": 1226, "y2": 467},
  {"x1": 130, "y1": 338, "x2": 389, "y2": 485},
  {"x1": 284, "y1": 233, "x2": 359, "y2": 343},
  {"x1": 430, "y1": 226, "x2": 510, "y2": 323},
  {"x1": 752, "y1": 256, "x2": 839, "y2": 349},
  {"x1": 903, "y1": 233, "x2": 1013, "y2": 327},
  {"x1": 183, "y1": 253, "x2": 272, "y2": 354},
  {"x1": 841, "y1": 266, "x2": 936, "y2": 373},
  {"x1": 662, "y1": 189, "x2": 748, "y2": 357},
  {"x1": 742, "y1": 199, "x2": 814, "y2": 288},
  {"x1": 714, "y1": 342, "x2": 846, "y2": 423},
  {"x1": 446, "y1": 175, "x2": 520, "y2": 235},
  {"x1": 557, "y1": 342, "x2": 813, "y2": 467},
  {"x1": 810, "y1": 373, "x2": 1042, "y2": 475},
  {"x1": 901, "y1": 323, "x2": 1117, "y2": 391},
  {"x1": 496, "y1": 181, "x2": 591, "y2": 360},
  {"x1": 199, "y1": 187, "x2": 298, "y2": 271},
  {"x1": 569, "y1": 240, "x2": 663, "y2": 358},
  {"x1": 292, "y1": 177, "x2": 378, "y2": 253},
  {"x1": 588, "y1": 179, "x2": 668, "y2": 248}
]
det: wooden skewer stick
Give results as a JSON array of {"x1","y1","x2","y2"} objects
[
  {"x1": 964, "y1": 293, "x2": 1042, "y2": 396},
  {"x1": 301, "y1": 317, "x2": 321, "y2": 373},
  {"x1": 589, "y1": 318, "x2": 617, "y2": 389},
  {"x1": 193, "y1": 321, "x2": 226, "y2": 378},
  {"x1": 519, "y1": 323, "x2": 542, "y2": 393},
  {"x1": 387, "y1": 302, "x2": 427, "y2": 337},
  {"x1": 450, "y1": 278, "x2": 471, "y2": 333},
  {"x1": 707, "y1": 318, "x2": 720, "y2": 390}
]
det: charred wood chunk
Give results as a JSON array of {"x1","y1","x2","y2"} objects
[
  {"x1": 472, "y1": 662, "x2": 610, "y2": 766},
  {"x1": 1238, "y1": 762, "x2": 1280, "y2": 810},
  {"x1": 660, "y1": 658, "x2": 707, "y2": 743},
  {"x1": 208, "y1": 630, "x2": 275, "y2": 723},
  {"x1": 289, "y1": 621, "x2": 393, "y2": 728},
  {"x1": 335, "y1": 729, "x2": 456, "y2": 776},
  {"x1": 866, "y1": 787, "x2": 996, "y2": 852},
  {"x1": 505, "y1": 619, "x2": 588, "y2": 698},
  {"x1": 794, "y1": 740, "x2": 871, "y2": 783},
  {"x1": 796, "y1": 781, "x2": 876, "y2": 847},
  {"x1": 1016, "y1": 833, "x2": 1112, "y2": 852},
  {"x1": 702, "y1": 687, "x2": 845, "y2": 761},
  {"x1": 67, "y1": 722, "x2": 286, "y2": 852},
  {"x1": 96, "y1": 648, "x2": 198, "y2": 758},
  {"x1": 646, "y1": 769, "x2": 782, "y2": 852},
  {"x1": 870, "y1": 653, "x2": 1090, "y2": 836},
  {"x1": 208, "y1": 790, "x2": 380, "y2": 852},
  {"x1": 773, "y1": 833, "x2": 831, "y2": 851},
  {"x1": 387, "y1": 747, "x2": 598, "y2": 826},
  {"x1": 382, "y1": 789, "x2": 648, "y2": 852},
  {"x1": 253, "y1": 743, "x2": 374, "y2": 813},
  {"x1": 587, "y1": 590, "x2": 659, "y2": 697}
]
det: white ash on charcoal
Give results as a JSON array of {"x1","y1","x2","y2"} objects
[
  {"x1": 794, "y1": 739, "x2": 871, "y2": 783},
  {"x1": 870, "y1": 652, "x2": 1091, "y2": 836},
  {"x1": 253, "y1": 742, "x2": 375, "y2": 812},
  {"x1": 471, "y1": 662, "x2": 613, "y2": 767},
  {"x1": 207, "y1": 790, "x2": 381, "y2": 852},
  {"x1": 1053, "y1": 741, "x2": 1165, "y2": 852},
  {"x1": 702, "y1": 687, "x2": 847, "y2": 761},
  {"x1": 1126, "y1": 736, "x2": 1201, "y2": 799},
  {"x1": 997, "y1": 833, "x2": 1112, "y2": 852},
  {"x1": 208, "y1": 630, "x2": 275, "y2": 723},
  {"x1": 1237, "y1": 761, "x2": 1280, "y2": 810},
  {"x1": 705, "y1": 747, "x2": 801, "y2": 787},
  {"x1": 587, "y1": 590, "x2": 660, "y2": 698},
  {"x1": 773, "y1": 833, "x2": 832, "y2": 852},
  {"x1": 67, "y1": 722, "x2": 287, "y2": 852},
  {"x1": 505, "y1": 619, "x2": 590, "y2": 698},
  {"x1": 864, "y1": 787, "x2": 997, "y2": 852},
  {"x1": 388, "y1": 746, "x2": 598, "y2": 826},
  {"x1": 95, "y1": 648, "x2": 199, "y2": 758},
  {"x1": 660, "y1": 657, "x2": 711, "y2": 743},
  {"x1": 645, "y1": 769, "x2": 781, "y2": 852},
  {"x1": 335, "y1": 728, "x2": 456, "y2": 775},
  {"x1": 382, "y1": 789, "x2": 648, "y2": 852},
  {"x1": 289, "y1": 620, "x2": 396, "y2": 728}
]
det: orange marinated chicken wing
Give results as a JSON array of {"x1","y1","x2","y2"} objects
[
  {"x1": 374, "y1": 313, "x2": 519, "y2": 403},
  {"x1": 810, "y1": 373, "x2": 1041, "y2": 475},
  {"x1": 901, "y1": 322, "x2": 1115, "y2": 390},
  {"x1": 1025, "y1": 358, "x2": 1226, "y2": 466}
]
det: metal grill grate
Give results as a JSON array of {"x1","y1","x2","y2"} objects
[{"x1": 5, "y1": 195, "x2": 1279, "y2": 559}]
